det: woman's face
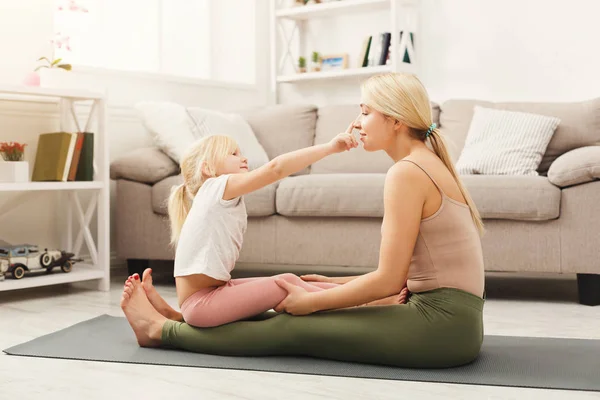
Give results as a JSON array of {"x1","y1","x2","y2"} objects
[{"x1": 356, "y1": 103, "x2": 396, "y2": 152}]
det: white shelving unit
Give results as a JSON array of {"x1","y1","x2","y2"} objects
[
  {"x1": 277, "y1": 64, "x2": 392, "y2": 83},
  {"x1": 0, "y1": 84, "x2": 110, "y2": 292},
  {"x1": 270, "y1": 0, "x2": 419, "y2": 102},
  {"x1": 275, "y1": 0, "x2": 391, "y2": 20}
]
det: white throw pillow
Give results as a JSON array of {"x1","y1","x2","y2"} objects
[
  {"x1": 134, "y1": 102, "x2": 269, "y2": 171},
  {"x1": 187, "y1": 107, "x2": 269, "y2": 171},
  {"x1": 134, "y1": 101, "x2": 197, "y2": 162},
  {"x1": 456, "y1": 106, "x2": 560, "y2": 176}
]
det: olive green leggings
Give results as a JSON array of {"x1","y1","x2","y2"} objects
[{"x1": 161, "y1": 287, "x2": 484, "y2": 368}]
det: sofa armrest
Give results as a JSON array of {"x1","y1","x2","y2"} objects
[
  {"x1": 110, "y1": 147, "x2": 179, "y2": 184},
  {"x1": 548, "y1": 146, "x2": 600, "y2": 188}
]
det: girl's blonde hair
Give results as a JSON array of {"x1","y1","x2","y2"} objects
[
  {"x1": 168, "y1": 135, "x2": 239, "y2": 245},
  {"x1": 361, "y1": 73, "x2": 484, "y2": 235}
]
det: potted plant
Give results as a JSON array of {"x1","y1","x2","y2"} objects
[
  {"x1": 35, "y1": 56, "x2": 73, "y2": 89},
  {"x1": 298, "y1": 56, "x2": 307, "y2": 73},
  {"x1": 0, "y1": 142, "x2": 28, "y2": 182},
  {"x1": 311, "y1": 51, "x2": 321, "y2": 72}
]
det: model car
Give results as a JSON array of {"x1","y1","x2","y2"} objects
[{"x1": 0, "y1": 244, "x2": 82, "y2": 280}]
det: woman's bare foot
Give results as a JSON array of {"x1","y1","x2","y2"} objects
[
  {"x1": 120, "y1": 274, "x2": 168, "y2": 347},
  {"x1": 139, "y1": 268, "x2": 183, "y2": 322},
  {"x1": 365, "y1": 287, "x2": 409, "y2": 307}
]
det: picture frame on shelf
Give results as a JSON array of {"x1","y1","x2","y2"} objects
[{"x1": 320, "y1": 54, "x2": 348, "y2": 71}]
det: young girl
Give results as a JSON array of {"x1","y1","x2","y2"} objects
[{"x1": 134, "y1": 122, "x2": 394, "y2": 328}]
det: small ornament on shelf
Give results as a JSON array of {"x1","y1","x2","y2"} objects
[
  {"x1": 311, "y1": 51, "x2": 321, "y2": 72},
  {"x1": 298, "y1": 56, "x2": 307, "y2": 73},
  {"x1": 0, "y1": 142, "x2": 29, "y2": 183},
  {"x1": 0, "y1": 244, "x2": 82, "y2": 281}
]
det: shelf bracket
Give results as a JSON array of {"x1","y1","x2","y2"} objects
[
  {"x1": 70, "y1": 191, "x2": 98, "y2": 266},
  {"x1": 277, "y1": 19, "x2": 299, "y2": 75}
]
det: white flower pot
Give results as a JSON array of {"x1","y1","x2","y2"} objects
[
  {"x1": 39, "y1": 68, "x2": 85, "y2": 90},
  {"x1": 0, "y1": 161, "x2": 29, "y2": 182}
]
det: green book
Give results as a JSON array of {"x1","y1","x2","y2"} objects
[{"x1": 75, "y1": 132, "x2": 94, "y2": 181}]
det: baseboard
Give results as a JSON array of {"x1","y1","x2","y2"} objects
[
  {"x1": 78, "y1": 250, "x2": 124, "y2": 270},
  {"x1": 110, "y1": 251, "x2": 125, "y2": 270}
]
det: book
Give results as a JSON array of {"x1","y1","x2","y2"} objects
[
  {"x1": 399, "y1": 31, "x2": 415, "y2": 64},
  {"x1": 367, "y1": 32, "x2": 381, "y2": 67},
  {"x1": 75, "y1": 132, "x2": 94, "y2": 181},
  {"x1": 358, "y1": 36, "x2": 372, "y2": 68},
  {"x1": 67, "y1": 132, "x2": 85, "y2": 181},
  {"x1": 32, "y1": 132, "x2": 77, "y2": 182},
  {"x1": 378, "y1": 32, "x2": 391, "y2": 65}
]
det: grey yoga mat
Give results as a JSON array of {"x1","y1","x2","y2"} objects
[{"x1": 4, "y1": 315, "x2": 599, "y2": 392}]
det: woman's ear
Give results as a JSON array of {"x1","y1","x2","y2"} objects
[{"x1": 393, "y1": 119, "x2": 404, "y2": 132}]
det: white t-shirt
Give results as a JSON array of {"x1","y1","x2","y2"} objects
[{"x1": 173, "y1": 174, "x2": 247, "y2": 281}]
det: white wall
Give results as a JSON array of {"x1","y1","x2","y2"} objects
[
  {"x1": 278, "y1": 0, "x2": 600, "y2": 106},
  {"x1": 0, "y1": 0, "x2": 269, "y2": 264}
]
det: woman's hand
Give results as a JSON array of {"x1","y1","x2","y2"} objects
[
  {"x1": 328, "y1": 121, "x2": 359, "y2": 154},
  {"x1": 274, "y1": 279, "x2": 316, "y2": 316},
  {"x1": 300, "y1": 274, "x2": 332, "y2": 283}
]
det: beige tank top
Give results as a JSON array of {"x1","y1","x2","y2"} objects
[{"x1": 402, "y1": 160, "x2": 485, "y2": 298}]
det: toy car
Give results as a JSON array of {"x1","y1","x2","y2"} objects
[{"x1": 0, "y1": 244, "x2": 82, "y2": 280}]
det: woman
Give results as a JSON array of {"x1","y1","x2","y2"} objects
[{"x1": 120, "y1": 72, "x2": 485, "y2": 368}]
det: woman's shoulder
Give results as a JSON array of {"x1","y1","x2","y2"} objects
[{"x1": 387, "y1": 157, "x2": 430, "y2": 183}]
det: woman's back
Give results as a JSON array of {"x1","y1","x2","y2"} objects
[{"x1": 401, "y1": 155, "x2": 485, "y2": 298}]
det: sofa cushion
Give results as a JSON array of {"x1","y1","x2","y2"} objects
[
  {"x1": 237, "y1": 105, "x2": 317, "y2": 175},
  {"x1": 276, "y1": 174, "x2": 560, "y2": 221},
  {"x1": 311, "y1": 103, "x2": 441, "y2": 174},
  {"x1": 547, "y1": 146, "x2": 600, "y2": 187},
  {"x1": 186, "y1": 106, "x2": 270, "y2": 171},
  {"x1": 152, "y1": 175, "x2": 276, "y2": 217},
  {"x1": 456, "y1": 106, "x2": 560, "y2": 176},
  {"x1": 462, "y1": 175, "x2": 561, "y2": 221},
  {"x1": 440, "y1": 98, "x2": 600, "y2": 173},
  {"x1": 110, "y1": 147, "x2": 179, "y2": 184},
  {"x1": 276, "y1": 174, "x2": 386, "y2": 217}
]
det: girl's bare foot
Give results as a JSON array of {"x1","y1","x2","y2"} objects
[
  {"x1": 365, "y1": 287, "x2": 409, "y2": 307},
  {"x1": 140, "y1": 268, "x2": 184, "y2": 322},
  {"x1": 120, "y1": 274, "x2": 168, "y2": 347}
]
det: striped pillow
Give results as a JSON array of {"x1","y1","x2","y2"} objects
[{"x1": 456, "y1": 106, "x2": 560, "y2": 176}]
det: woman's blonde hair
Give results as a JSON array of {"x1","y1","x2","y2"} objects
[
  {"x1": 167, "y1": 135, "x2": 239, "y2": 245},
  {"x1": 361, "y1": 72, "x2": 484, "y2": 235}
]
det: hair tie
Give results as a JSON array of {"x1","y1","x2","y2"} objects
[{"x1": 425, "y1": 123, "x2": 437, "y2": 138}]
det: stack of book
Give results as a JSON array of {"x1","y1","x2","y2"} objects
[
  {"x1": 357, "y1": 31, "x2": 415, "y2": 68},
  {"x1": 32, "y1": 132, "x2": 94, "y2": 182}
]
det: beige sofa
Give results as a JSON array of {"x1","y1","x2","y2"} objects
[{"x1": 110, "y1": 100, "x2": 600, "y2": 305}]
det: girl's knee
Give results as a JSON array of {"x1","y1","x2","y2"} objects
[{"x1": 274, "y1": 273, "x2": 301, "y2": 284}]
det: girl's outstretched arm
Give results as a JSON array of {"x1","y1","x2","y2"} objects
[{"x1": 223, "y1": 122, "x2": 358, "y2": 200}]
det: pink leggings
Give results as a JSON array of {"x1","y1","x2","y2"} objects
[{"x1": 180, "y1": 273, "x2": 339, "y2": 328}]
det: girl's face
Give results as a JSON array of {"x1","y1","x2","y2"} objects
[
  {"x1": 355, "y1": 103, "x2": 397, "y2": 152},
  {"x1": 219, "y1": 147, "x2": 249, "y2": 175}
]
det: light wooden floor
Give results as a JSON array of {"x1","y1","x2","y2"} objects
[{"x1": 1, "y1": 270, "x2": 599, "y2": 400}]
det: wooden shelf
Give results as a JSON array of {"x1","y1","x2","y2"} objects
[
  {"x1": 0, "y1": 84, "x2": 103, "y2": 101},
  {"x1": 276, "y1": 0, "x2": 390, "y2": 20},
  {"x1": 0, "y1": 181, "x2": 104, "y2": 192},
  {"x1": 277, "y1": 65, "x2": 393, "y2": 83},
  {"x1": 0, "y1": 264, "x2": 104, "y2": 291}
]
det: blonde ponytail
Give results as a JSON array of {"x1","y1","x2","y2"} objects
[
  {"x1": 167, "y1": 134, "x2": 239, "y2": 246},
  {"x1": 428, "y1": 128, "x2": 484, "y2": 235},
  {"x1": 168, "y1": 184, "x2": 192, "y2": 245},
  {"x1": 362, "y1": 73, "x2": 484, "y2": 235}
]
